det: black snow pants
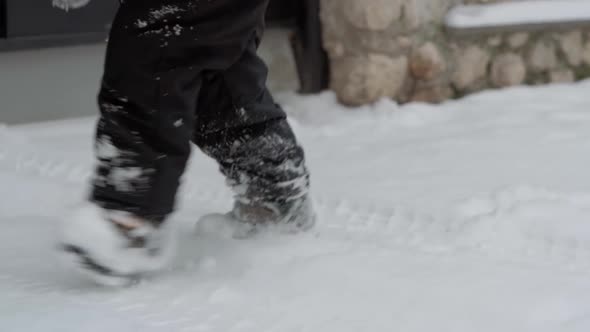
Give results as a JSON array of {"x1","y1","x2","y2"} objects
[{"x1": 91, "y1": 0, "x2": 310, "y2": 223}]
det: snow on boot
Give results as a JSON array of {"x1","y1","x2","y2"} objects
[
  {"x1": 195, "y1": 119, "x2": 316, "y2": 238},
  {"x1": 195, "y1": 212, "x2": 257, "y2": 239},
  {"x1": 57, "y1": 204, "x2": 177, "y2": 286},
  {"x1": 196, "y1": 195, "x2": 316, "y2": 238},
  {"x1": 233, "y1": 194, "x2": 317, "y2": 233}
]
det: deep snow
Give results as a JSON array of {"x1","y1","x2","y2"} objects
[{"x1": 2, "y1": 81, "x2": 590, "y2": 331}]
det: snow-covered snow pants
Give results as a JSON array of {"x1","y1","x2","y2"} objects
[{"x1": 90, "y1": 0, "x2": 310, "y2": 223}]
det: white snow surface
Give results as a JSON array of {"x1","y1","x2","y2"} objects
[
  {"x1": 446, "y1": 0, "x2": 590, "y2": 28},
  {"x1": 2, "y1": 81, "x2": 590, "y2": 331}
]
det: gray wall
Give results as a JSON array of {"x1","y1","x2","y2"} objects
[
  {"x1": 0, "y1": 29, "x2": 298, "y2": 125},
  {"x1": 0, "y1": 44, "x2": 104, "y2": 124}
]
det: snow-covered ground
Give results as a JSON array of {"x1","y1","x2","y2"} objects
[{"x1": 2, "y1": 80, "x2": 590, "y2": 331}]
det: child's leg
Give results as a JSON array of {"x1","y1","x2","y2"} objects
[
  {"x1": 193, "y1": 37, "x2": 315, "y2": 229},
  {"x1": 91, "y1": 83, "x2": 195, "y2": 224},
  {"x1": 91, "y1": 0, "x2": 274, "y2": 223},
  {"x1": 60, "y1": 0, "x2": 264, "y2": 283}
]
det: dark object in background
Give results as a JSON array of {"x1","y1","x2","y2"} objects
[
  {"x1": 266, "y1": 0, "x2": 328, "y2": 93},
  {"x1": 0, "y1": 0, "x2": 327, "y2": 93},
  {"x1": 0, "y1": 0, "x2": 117, "y2": 50}
]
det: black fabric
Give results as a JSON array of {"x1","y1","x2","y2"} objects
[
  {"x1": 90, "y1": 0, "x2": 308, "y2": 222},
  {"x1": 194, "y1": 119, "x2": 309, "y2": 209}
]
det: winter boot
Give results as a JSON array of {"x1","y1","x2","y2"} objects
[
  {"x1": 57, "y1": 204, "x2": 177, "y2": 286},
  {"x1": 196, "y1": 195, "x2": 316, "y2": 238}
]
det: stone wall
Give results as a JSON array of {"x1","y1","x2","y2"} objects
[{"x1": 320, "y1": 0, "x2": 590, "y2": 105}]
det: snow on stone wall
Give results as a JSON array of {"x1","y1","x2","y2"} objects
[
  {"x1": 446, "y1": 1, "x2": 590, "y2": 29},
  {"x1": 320, "y1": 0, "x2": 590, "y2": 105}
]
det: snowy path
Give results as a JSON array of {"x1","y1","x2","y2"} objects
[{"x1": 2, "y1": 82, "x2": 590, "y2": 331}]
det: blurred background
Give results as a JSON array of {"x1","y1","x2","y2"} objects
[
  {"x1": 0, "y1": 0, "x2": 327, "y2": 124},
  {"x1": 2, "y1": 0, "x2": 589, "y2": 124}
]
